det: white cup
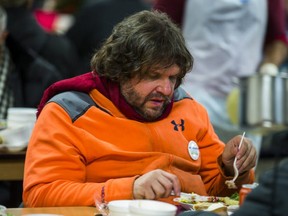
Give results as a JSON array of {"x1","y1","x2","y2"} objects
[
  {"x1": 0, "y1": 107, "x2": 37, "y2": 151},
  {"x1": 7, "y1": 107, "x2": 37, "y2": 129}
]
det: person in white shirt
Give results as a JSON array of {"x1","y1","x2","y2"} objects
[{"x1": 154, "y1": 0, "x2": 288, "y2": 156}]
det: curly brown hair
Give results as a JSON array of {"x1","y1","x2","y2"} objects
[{"x1": 90, "y1": 10, "x2": 193, "y2": 87}]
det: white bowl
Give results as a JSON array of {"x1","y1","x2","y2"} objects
[
  {"x1": 129, "y1": 200, "x2": 177, "y2": 216},
  {"x1": 108, "y1": 200, "x2": 132, "y2": 216}
]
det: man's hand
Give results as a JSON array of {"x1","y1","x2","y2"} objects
[
  {"x1": 133, "y1": 169, "x2": 181, "y2": 200},
  {"x1": 222, "y1": 135, "x2": 257, "y2": 176}
]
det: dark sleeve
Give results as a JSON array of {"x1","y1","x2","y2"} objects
[
  {"x1": 38, "y1": 34, "x2": 80, "y2": 78},
  {"x1": 233, "y1": 159, "x2": 288, "y2": 216},
  {"x1": 6, "y1": 35, "x2": 63, "y2": 107},
  {"x1": 265, "y1": 0, "x2": 288, "y2": 45},
  {"x1": 5, "y1": 6, "x2": 47, "y2": 52},
  {"x1": 153, "y1": 0, "x2": 185, "y2": 27}
]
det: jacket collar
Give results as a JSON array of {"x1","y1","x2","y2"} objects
[{"x1": 37, "y1": 71, "x2": 173, "y2": 122}]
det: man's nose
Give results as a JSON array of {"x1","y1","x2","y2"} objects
[{"x1": 156, "y1": 79, "x2": 173, "y2": 95}]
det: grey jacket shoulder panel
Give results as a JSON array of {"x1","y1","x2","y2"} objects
[
  {"x1": 48, "y1": 91, "x2": 111, "y2": 122},
  {"x1": 48, "y1": 88, "x2": 191, "y2": 122},
  {"x1": 174, "y1": 87, "x2": 192, "y2": 102}
]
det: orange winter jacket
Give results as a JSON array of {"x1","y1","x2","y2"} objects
[{"x1": 23, "y1": 87, "x2": 254, "y2": 207}]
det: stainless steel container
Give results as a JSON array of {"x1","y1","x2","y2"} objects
[{"x1": 238, "y1": 73, "x2": 288, "y2": 130}]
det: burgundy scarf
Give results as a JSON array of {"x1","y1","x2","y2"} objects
[{"x1": 37, "y1": 72, "x2": 173, "y2": 122}]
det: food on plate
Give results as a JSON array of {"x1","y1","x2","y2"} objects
[
  {"x1": 206, "y1": 203, "x2": 228, "y2": 216},
  {"x1": 174, "y1": 192, "x2": 239, "y2": 213},
  {"x1": 225, "y1": 192, "x2": 239, "y2": 205},
  {"x1": 192, "y1": 202, "x2": 214, "y2": 211},
  {"x1": 178, "y1": 192, "x2": 239, "y2": 205}
]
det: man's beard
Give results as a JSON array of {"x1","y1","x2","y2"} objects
[{"x1": 121, "y1": 86, "x2": 171, "y2": 121}]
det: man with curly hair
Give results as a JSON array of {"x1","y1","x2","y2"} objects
[{"x1": 23, "y1": 10, "x2": 257, "y2": 207}]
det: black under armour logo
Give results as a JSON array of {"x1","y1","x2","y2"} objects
[{"x1": 171, "y1": 119, "x2": 185, "y2": 131}]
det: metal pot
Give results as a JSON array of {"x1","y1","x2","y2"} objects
[{"x1": 238, "y1": 73, "x2": 288, "y2": 131}]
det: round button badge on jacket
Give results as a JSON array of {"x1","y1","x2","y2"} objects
[{"x1": 188, "y1": 140, "x2": 200, "y2": 160}]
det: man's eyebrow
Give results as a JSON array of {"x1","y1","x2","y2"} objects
[
  {"x1": 150, "y1": 71, "x2": 160, "y2": 75},
  {"x1": 146, "y1": 70, "x2": 161, "y2": 76}
]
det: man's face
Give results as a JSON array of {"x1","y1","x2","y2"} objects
[{"x1": 120, "y1": 64, "x2": 180, "y2": 121}]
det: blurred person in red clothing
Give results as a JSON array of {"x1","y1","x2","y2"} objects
[{"x1": 33, "y1": 0, "x2": 83, "y2": 33}]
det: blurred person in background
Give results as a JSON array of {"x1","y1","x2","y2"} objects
[
  {"x1": 33, "y1": 0, "x2": 83, "y2": 34},
  {"x1": 23, "y1": 10, "x2": 256, "y2": 207},
  {"x1": 0, "y1": 6, "x2": 12, "y2": 119},
  {"x1": 0, "y1": 4, "x2": 67, "y2": 207},
  {"x1": 0, "y1": 6, "x2": 12, "y2": 206},
  {"x1": 154, "y1": 0, "x2": 288, "y2": 157},
  {"x1": 0, "y1": 3, "x2": 61, "y2": 116},
  {"x1": 278, "y1": 0, "x2": 288, "y2": 70},
  {"x1": 0, "y1": 1, "x2": 68, "y2": 111},
  {"x1": 65, "y1": 0, "x2": 152, "y2": 74},
  {"x1": 0, "y1": 0, "x2": 80, "y2": 79}
]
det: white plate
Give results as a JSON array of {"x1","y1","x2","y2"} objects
[
  {"x1": 173, "y1": 197, "x2": 193, "y2": 210},
  {"x1": 0, "y1": 142, "x2": 27, "y2": 152}
]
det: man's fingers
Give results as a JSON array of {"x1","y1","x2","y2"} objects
[
  {"x1": 160, "y1": 170, "x2": 181, "y2": 196},
  {"x1": 133, "y1": 169, "x2": 181, "y2": 199},
  {"x1": 238, "y1": 147, "x2": 257, "y2": 173}
]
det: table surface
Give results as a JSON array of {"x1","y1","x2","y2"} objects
[
  {"x1": 0, "y1": 150, "x2": 26, "y2": 159},
  {"x1": 0, "y1": 150, "x2": 26, "y2": 181},
  {"x1": 6, "y1": 206, "x2": 98, "y2": 216}
]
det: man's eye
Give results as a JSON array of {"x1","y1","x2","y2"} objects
[{"x1": 169, "y1": 76, "x2": 177, "y2": 82}]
